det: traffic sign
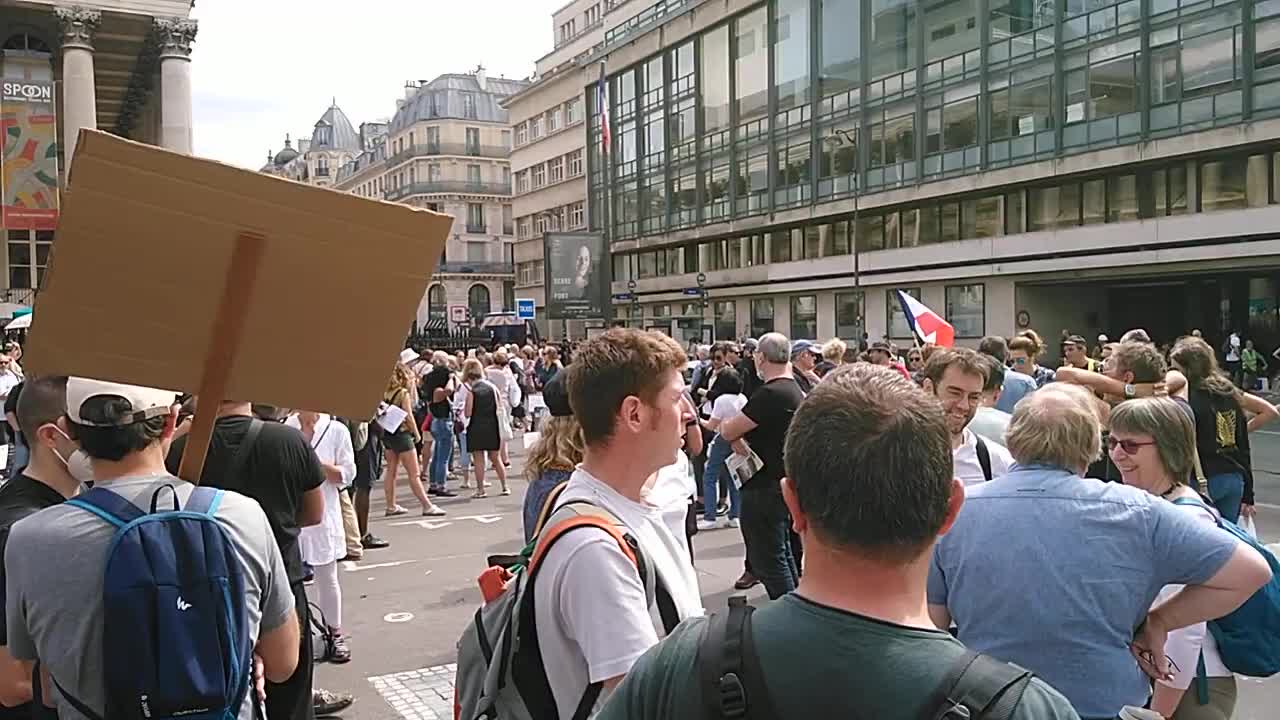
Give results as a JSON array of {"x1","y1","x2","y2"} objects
[
  {"x1": 516, "y1": 298, "x2": 536, "y2": 320},
  {"x1": 683, "y1": 288, "x2": 704, "y2": 296},
  {"x1": 449, "y1": 305, "x2": 468, "y2": 323},
  {"x1": 613, "y1": 292, "x2": 635, "y2": 301}
]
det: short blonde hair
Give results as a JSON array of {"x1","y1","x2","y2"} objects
[
  {"x1": 822, "y1": 339, "x2": 847, "y2": 363},
  {"x1": 461, "y1": 358, "x2": 484, "y2": 383},
  {"x1": 493, "y1": 350, "x2": 509, "y2": 366},
  {"x1": 1109, "y1": 398, "x2": 1196, "y2": 485},
  {"x1": 1006, "y1": 383, "x2": 1101, "y2": 474}
]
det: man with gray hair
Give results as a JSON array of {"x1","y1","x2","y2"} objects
[
  {"x1": 928, "y1": 383, "x2": 1271, "y2": 720},
  {"x1": 720, "y1": 332, "x2": 806, "y2": 599}
]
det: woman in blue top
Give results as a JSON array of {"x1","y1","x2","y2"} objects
[{"x1": 521, "y1": 373, "x2": 583, "y2": 542}]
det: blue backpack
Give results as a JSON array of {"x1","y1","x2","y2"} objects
[
  {"x1": 56, "y1": 484, "x2": 255, "y2": 720},
  {"x1": 1173, "y1": 497, "x2": 1280, "y2": 676}
]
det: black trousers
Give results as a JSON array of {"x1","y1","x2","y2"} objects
[
  {"x1": 265, "y1": 582, "x2": 315, "y2": 720},
  {"x1": 739, "y1": 484, "x2": 799, "y2": 599}
]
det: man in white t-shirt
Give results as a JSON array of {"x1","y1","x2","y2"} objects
[
  {"x1": 534, "y1": 328, "x2": 703, "y2": 719},
  {"x1": 921, "y1": 347, "x2": 1012, "y2": 485}
]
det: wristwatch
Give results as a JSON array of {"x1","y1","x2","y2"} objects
[{"x1": 1123, "y1": 383, "x2": 1137, "y2": 399}]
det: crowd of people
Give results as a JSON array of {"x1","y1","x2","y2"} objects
[
  {"x1": 0, "y1": 318, "x2": 1273, "y2": 720},
  {"x1": 455, "y1": 322, "x2": 1279, "y2": 720}
]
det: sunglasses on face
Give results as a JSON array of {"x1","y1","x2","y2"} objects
[{"x1": 1107, "y1": 437, "x2": 1156, "y2": 454}]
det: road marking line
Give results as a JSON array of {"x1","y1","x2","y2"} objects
[
  {"x1": 390, "y1": 519, "x2": 453, "y2": 529},
  {"x1": 383, "y1": 612, "x2": 414, "y2": 623},
  {"x1": 1256, "y1": 502, "x2": 1280, "y2": 510},
  {"x1": 341, "y1": 559, "x2": 418, "y2": 572}
]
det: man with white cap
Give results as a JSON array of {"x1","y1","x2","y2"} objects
[{"x1": 4, "y1": 378, "x2": 301, "y2": 720}]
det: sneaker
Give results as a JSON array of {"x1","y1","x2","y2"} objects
[
  {"x1": 728, "y1": 518, "x2": 740, "y2": 528},
  {"x1": 434, "y1": 488, "x2": 458, "y2": 498},
  {"x1": 734, "y1": 571, "x2": 760, "y2": 590},
  {"x1": 313, "y1": 688, "x2": 354, "y2": 716},
  {"x1": 716, "y1": 501, "x2": 730, "y2": 517},
  {"x1": 338, "y1": 553, "x2": 362, "y2": 563},
  {"x1": 427, "y1": 487, "x2": 440, "y2": 496},
  {"x1": 329, "y1": 633, "x2": 352, "y2": 664},
  {"x1": 361, "y1": 534, "x2": 390, "y2": 549},
  {"x1": 696, "y1": 518, "x2": 724, "y2": 531}
]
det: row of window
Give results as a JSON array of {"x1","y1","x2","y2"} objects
[
  {"x1": 515, "y1": 201, "x2": 587, "y2": 240},
  {"x1": 588, "y1": 0, "x2": 1280, "y2": 242},
  {"x1": 6, "y1": 230, "x2": 51, "y2": 291},
  {"x1": 621, "y1": 284, "x2": 985, "y2": 343},
  {"x1": 392, "y1": 127, "x2": 496, "y2": 158},
  {"x1": 611, "y1": 146, "x2": 1280, "y2": 281},
  {"x1": 516, "y1": 259, "x2": 546, "y2": 287},
  {"x1": 557, "y1": 2, "x2": 605, "y2": 45},
  {"x1": 515, "y1": 98, "x2": 584, "y2": 146},
  {"x1": 515, "y1": 150, "x2": 584, "y2": 194}
]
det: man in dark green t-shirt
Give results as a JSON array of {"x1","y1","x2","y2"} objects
[{"x1": 598, "y1": 364, "x2": 1080, "y2": 720}]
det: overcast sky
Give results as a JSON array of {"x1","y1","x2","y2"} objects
[{"x1": 190, "y1": 0, "x2": 564, "y2": 169}]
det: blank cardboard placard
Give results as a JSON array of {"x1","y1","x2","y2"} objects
[{"x1": 24, "y1": 129, "x2": 450, "y2": 422}]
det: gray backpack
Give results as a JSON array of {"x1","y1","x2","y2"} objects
[{"x1": 455, "y1": 489, "x2": 679, "y2": 720}]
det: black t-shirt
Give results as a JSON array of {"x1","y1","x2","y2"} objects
[
  {"x1": 424, "y1": 366, "x2": 453, "y2": 419},
  {"x1": 741, "y1": 377, "x2": 805, "y2": 488},
  {"x1": 2, "y1": 382, "x2": 20, "y2": 446},
  {"x1": 0, "y1": 473, "x2": 66, "y2": 720},
  {"x1": 166, "y1": 415, "x2": 324, "y2": 584}
]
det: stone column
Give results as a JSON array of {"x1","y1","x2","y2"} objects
[
  {"x1": 56, "y1": 6, "x2": 100, "y2": 170},
  {"x1": 154, "y1": 18, "x2": 198, "y2": 155}
]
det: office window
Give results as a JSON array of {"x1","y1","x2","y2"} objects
[
  {"x1": 826, "y1": 221, "x2": 852, "y2": 256},
  {"x1": 532, "y1": 164, "x2": 546, "y2": 188},
  {"x1": 567, "y1": 150, "x2": 583, "y2": 177},
  {"x1": 515, "y1": 123, "x2": 528, "y2": 145},
  {"x1": 1202, "y1": 155, "x2": 1269, "y2": 211},
  {"x1": 774, "y1": 0, "x2": 811, "y2": 112},
  {"x1": 714, "y1": 300, "x2": 737, "y2": 341},
  {"x1": 1107, "y1": 174, "x2": 1139, "y2": 222},
  {"x1": 560, "y1": 20, "x2": 576, "y2": 42},
  {"x1": 515, "y1": 170, "x2": 529, "y2": 193},
  {"x1": 769, "y1": 231, "x2": 792, "y2": 263},
  {"x1": 870, "y1": 0, "x2": 917, "y2": 81},
  {"x1": 1154, "y1": 164, "x2": 1191, "y2": 216},
  {"x1": 735, "y1": 9, "x2": 769, "y2": 124},
  {"x1": 820, "y1": 0, "x2": 861, "y2": 99},
  {"x1": 750, "y1": 298, "x2": 775, "y2": 337},
  {"x1": 835, "y1": 291, "x2": 864, "y2": 341},
  {"x1": 547, "y1": 108, "x2": 561, "y2": 133},
  {"x1": 517, "y1": 217, "x2": 531, "y2": 240},
  {"x1": 531, "y1": 116, "x2": 543, "y2": 139},
  {"x1": 1082, "y1": 177, "x2": 1105, "y2": 225},
  {"x1": 887, "y1": 287, "x2": 921, "y2": 339},
  {"x1": 548, "y1": 157, "x2": 565, "y2": 183},
  {"x1": 1028, "y1": 184, "x2": 1081, "y2": 230},
  {"x1": 946, "y1": 284, "x2": 985, "y2": 338},
  {"x1": 792, "y1": 295, "x2": 818, "y2": 339},
  {"x1": 569, "y1": 202, "x2": 585, "y2": 228},
  {"x1": 566, "y1": 97, "x2": 582, "y2": 125}
]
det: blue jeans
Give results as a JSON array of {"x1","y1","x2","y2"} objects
[
  {"x1": 456, "y1": 428, "x2": 470, "y2": 472},
  {"x1": 429, "y1": 417, "x2": 453, "y2": 490},
  {"x1": 740, "y1": 483, "x2": 798, "y2": 600},
  {"x1": 702, "y1": 435, "x2": 740, "y2": 521},
  {"x1": 1207, "y1": 471, "x2": 1245, "y2": 524}
]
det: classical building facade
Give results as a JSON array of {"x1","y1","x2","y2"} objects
[
  {"x1": 1, "y1": 0, "x2": 196, "y2": 306},
  {"x1": 585, "y1": 0, "x2": 1280, "y2": 354},
  {"x1": 505, "y1": 0, "x2": 639, "y2": 338},
  {"x1": 333, "y1": 70, "x2": 527, "y2": 332},
  {"x1": 260, "y1": 101, "x2": 362, "y2": 189}
]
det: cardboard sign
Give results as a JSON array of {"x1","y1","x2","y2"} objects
[{"x1": 25, "y1": 130, "x2": 451, "y2": 479}]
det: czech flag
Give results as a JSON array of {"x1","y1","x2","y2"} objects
[{"x1": 896, "y1": 290, "x2": 955, "y2": 347}]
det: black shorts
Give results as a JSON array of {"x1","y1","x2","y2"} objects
[{"x1": 384, "y1": 429, "x2": 416, "y2": 454}]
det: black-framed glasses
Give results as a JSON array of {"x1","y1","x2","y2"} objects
[{"x1": 1107, "y1": 437, "x2": 1157, "y2": 454}]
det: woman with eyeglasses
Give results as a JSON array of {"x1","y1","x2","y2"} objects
[
  {"x1": 1108, "y1": 397, "x2": 1236, "y2": 720},
  {"x1": 1008, "y1": 330, "x2": 1056, "y2": 387}
]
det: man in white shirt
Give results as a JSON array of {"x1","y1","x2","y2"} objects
[
  {"x1": 535, "y1": 328, "x2": 703, "y2": 719},
  {"x1": 921, "y1": 348, "x2": 1012, "y2": 485}
]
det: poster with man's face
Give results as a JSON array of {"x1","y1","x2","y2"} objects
[{"x1": 545, "y1": 231, "x2": 608, "y2": 320}]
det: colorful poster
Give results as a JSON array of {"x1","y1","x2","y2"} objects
[{"x1": 1, "y1": 80, "x2": 59, "y2": 230}]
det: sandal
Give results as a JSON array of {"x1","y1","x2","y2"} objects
[
  {"x1": 423, "y1": 505, "x2": 447, "y2": 517},
  {"x1": 471, "y1": 491, "x2": 488, "y2": 499},
  {"x1": 500, "y1": 487, "x2": 511, "y2": 496},
  {"x1": 385, "y1": 505, "x2": 408, "y2": 517}
]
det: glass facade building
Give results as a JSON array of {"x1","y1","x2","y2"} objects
[{"x1": 584, "y1": 0, "x2": 1280, "y2": 351}]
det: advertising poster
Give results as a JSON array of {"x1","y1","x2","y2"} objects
[
  {"x1": 544, "y1": 231, "x2": 609, "y2": 320},
  {"x1": 1, "y1": 80, "x2": 59, "y2": 230}
]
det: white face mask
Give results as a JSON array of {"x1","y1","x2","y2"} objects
[{"x1": 50, "y1": 426, "x2": 95, "y2": 485}]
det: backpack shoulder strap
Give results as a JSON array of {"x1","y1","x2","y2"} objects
[
  {"x1": 698, "y1": 596, "x2": 775, "y2": 720},
  {"x1": 528, "y1": 503, "x2": 638, "y2": 573},
  {"x1": 924, "y1": 651, "x2": 1033, "y2": 720},
  {"x1": 222, "y1": 418, "x2": 264, "y2": 485},
  {"x1": 65, "y1": 487, "x2": 146, "y2": 528},
  {"x1": 975, "y1": 435, "x2": 993, "y2": 482},
  {"x1": 184, "y1": 486, "x2": 225, "y2": 516},
  {"x1": 530, "y1": 480, "x2": 571, "y2": 539}
]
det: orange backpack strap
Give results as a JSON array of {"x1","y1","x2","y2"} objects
[{"x1": 528, "y1": 503, "x2": 638, "y2": 575}]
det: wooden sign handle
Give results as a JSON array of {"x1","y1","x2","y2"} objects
[{"x1": 178, "y1": 231, "x2": 265, "y2": 483}]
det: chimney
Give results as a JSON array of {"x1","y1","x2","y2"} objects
[
  {"x1": 404, "y1": 81, "x2": 417, "y2": 100},
  {"x1": 475, "y1": 65, "x2": 487, "y2": 91}
]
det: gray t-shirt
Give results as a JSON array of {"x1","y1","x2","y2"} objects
[{"x1": 4, "y1": 474, "x2": 294, "y2": 720}]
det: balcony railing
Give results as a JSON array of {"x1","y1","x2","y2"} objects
[
  {"x1": 385, "y1": 142, "x2": 509, "y2": 167},
  {"x1": 604, "y1": 0, "x2": 694, "y2": 46},
  {"x1": 436, "y1": 261, "x2": 514, "y2": 275},
  {"x1": 465, "y1": 223, "x2": 488, "y2": 234},
  {"x1": 385, "y1": 181, "x2": 513, "y2": 201}
]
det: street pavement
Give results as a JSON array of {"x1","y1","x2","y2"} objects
[{"x1": 312, "y1": 431, "x2": 1280, "y2": 720}]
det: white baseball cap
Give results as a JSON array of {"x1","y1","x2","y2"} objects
[{"x1": 65, "y1": 378, "x2": 177, "y2": 427}]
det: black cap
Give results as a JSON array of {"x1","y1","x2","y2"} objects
[{"x1": 543, "y1": 372, "x2": 573, "y2": 417}]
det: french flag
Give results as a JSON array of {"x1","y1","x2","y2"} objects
[
  {"x1": 896, "y1": 290, "x2": 955, "y2": 347},
  {"x1": 597, "y1": 65, "x2": 611, "y2": 157}
]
